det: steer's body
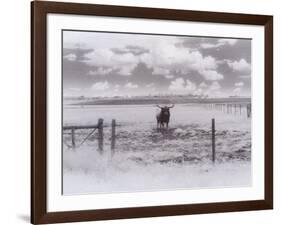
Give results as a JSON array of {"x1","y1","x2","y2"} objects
[{"x1": 156, "y1": 105, "x2": 174, "y2": 129}]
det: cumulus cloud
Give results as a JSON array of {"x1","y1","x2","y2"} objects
[
  {"x1": 168, "y1": 78, "x2": 196, "y2": 93},
  {"x1": 199, "y1": 82, "x2": 207, "y2": 88},
  {"x1": 193, "y1": 88, "x2": 204, "y2": 95},
  {"x1": 116, "y1": 66, "x2": 136, "y2": 76},
  {"x1": 200, "y1": 43, "x2": 217, "y2": 49},
  {"x1": 64, "y1": 31, "x2": 251, "y2": 97},
  {"x1": 125, "y1": 82, "x2": 138, "y2": 89},
  {"x1": 83, "y1": 49, "x2": 139, "y2": 76},
  {"x1": 91, "y1": 81, "x2": 109, "y2": 91},
  {"x1": 152, "y1": 67, "x2": 170, "y2": 75},
  {"x1": 168, "y1": 78, "x2": 222, "y2": 97},
  {"x1": 142, "y1": 43, "x2": 223, "y2": 81},
  {"x1": 64, "y1": 53, "x2": 77, "y2": 61},
  {"x1": 200, "y1": 70, "x2": 224, "y2": 81},
  {"x1": 111, "y1": 45, "x2": 149, "y2": 56},
  {"x1": 83, "y1": 39, "x2": 223, "y2": 80},
  {"x1": 199, "y1": 81, "x2": 222, "y2": 97},
  {"x1": 88, "y1": 67, "x2": 114, "y2": 76},
  {"x1": 235, "y1": 81, "x2": 244, "y2": 87},
  {"x1": 165, "y1": 74, "x2": 174, "y2": 79},
  {"x1": 227, "y1": 59, "x2": 251, "y2": 73},
  {"x1": 232, "y1": 87, "x2": 241, "y2": 96},
  {"x1": 200, "y1": 38, "x2": 237, "y2": 49},
  {"x1": 185, "y1": 80, "x2": 197, "y2": 92},
  {"x1": 209, "y1": 81, "x2": 221, "y2": 91},
  {"x1": 218, "y1": 39, "x2": 237, "y2": 46}
]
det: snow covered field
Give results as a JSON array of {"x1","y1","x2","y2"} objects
[{"x1": 63, "y1": 104, "x2": 251, "y2": 195}]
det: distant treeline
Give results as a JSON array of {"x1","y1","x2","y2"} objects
[{"x1": 66, "y1": 96, "x2": 251, "y2": 106}]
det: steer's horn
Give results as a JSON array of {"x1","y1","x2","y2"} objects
[{"x1": 168, "y1": 104, "x2": 174, "y2": 108}]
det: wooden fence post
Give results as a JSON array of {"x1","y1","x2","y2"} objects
[
  {"x1": 247, "y1": 104, "x2": 252, "y2": 118},
  {"x1": 98, "y1": 118, "x2": 104, "y2": 153},
  {"x1": 212, "y1": 118, "x2": 216, "y2": 163},
  {"x1": 111, "y1": 119, "x2": 116, "y2": 156},
  {"x1": 247, "y1": 104, "x2": 251, "y2": 118},
  {"x1": 240, "y1": 104, "x2": 242, "y2": 115},
  {"x1": 250, "y1": 104, "x2": 252, "y2": 117},
  {"x1": 71, "y1": 128, "x2": 75, "y2": 149}
]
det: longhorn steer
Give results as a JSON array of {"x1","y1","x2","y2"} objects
[{"x1": 156, "y1": 104, "x2": 174, "y2": 129}]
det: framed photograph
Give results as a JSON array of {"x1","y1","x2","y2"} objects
[{"x1": 31, "y1": 1, "x2": 273, "y2": 224}]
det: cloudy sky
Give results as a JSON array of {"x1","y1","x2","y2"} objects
[{"x1": 63, "y1": 30, "x2": 251, "y2": 97}]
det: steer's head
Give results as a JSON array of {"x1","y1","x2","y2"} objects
[
  {"x1": 156, "y1": 104, "x2": 174, "y2": 115},
  {"x1": 162, "y1": 106, "x2": 170, "y2": 115}
]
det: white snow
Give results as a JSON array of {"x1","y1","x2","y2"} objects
[{"x1": 63, "y1": 104, "x2": 251, "y2": 195}]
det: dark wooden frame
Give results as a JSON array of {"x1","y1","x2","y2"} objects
[{"x1": 31, "y1": 1, "x2": 273, "y2": 224}]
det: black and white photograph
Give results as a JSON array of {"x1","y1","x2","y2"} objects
[{"x1": 62, "y1": 30, "x2": 252, "y2": 195}]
